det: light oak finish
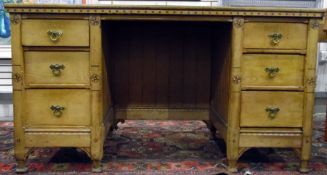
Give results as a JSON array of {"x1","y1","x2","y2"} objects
[
  {"x1": 24, "y1": 52, "x2": 90, "y2": 87},
  {"x1": 5, "y1": 4, "x2": 324, "y2": 174},
  {"x1": 243, "y1": 22, "x2": 308, "y2": 50},
  {"x1": 239, "y1": 133, "x2": 302, "y2": 148},
  {"x1": 25, "y1": 132, "x2": 91, "y2": 147},
  {"x1": 241, "y1": 54, "x2": 304, "y2": 88},
  {"x1": 24, "y1": 89, "x2": 91, "y2": 127},
  {"x1": 240, "y1": 91, "x2": 303, "y2": 127},
  {"x1": 22, "y1": 20, "x2": 89, "y2": 47},
  {"x1": 224, "y1": 17, "x2": 243, "y2": 172},
  {"x1": 300, "y1": 19, "x2": 320, "y2": 173},
  {"x1": 116, "y1": 108, "x2": 209, "y2": 120}
]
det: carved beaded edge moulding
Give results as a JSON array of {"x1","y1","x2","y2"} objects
[{"x1": 5, "y1": 5, "x2": 325, "y2": 18}]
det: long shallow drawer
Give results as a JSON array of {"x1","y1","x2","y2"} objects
[
  {"x1": 25, "y1": 131, "x2": 91, "y2": 147},
  {"x1": 240, "y1": 91, "x2": 303, "y2": 127},
  {"x1": 25, "y1": 89, "x2": 91, "y2": 127},
  {"x1": 243, "y1": 22, "x2": 307, "y2": 50},
  {"x1": 24, "y1": 52, "x2": 90, "y2": 87},
  {"x1": 22, "y1": 20, "x2": 89, "y2": 46},
  {"x1": 241, "y1": 54, "x2": 304, "y2": 89}
]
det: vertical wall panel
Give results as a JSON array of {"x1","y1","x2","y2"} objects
[
  {"x1": 142, "y1": 31, "x2": 157, "y2": 105},
  {"x1": 155, "y1": 31, "x2": 170, "y2": 106},
  {"x1": 106, "y1": 21, "x2": 218, "y2": 109},
  {"x1": 183, "y1": 29, "x2": 197, "y2": 107},
  {"x1": 168, "y1": 29, "x2": 184, "y2": 107},
  {"x1": 128, "y1": 30, "x2": 143, "y2": 106}
]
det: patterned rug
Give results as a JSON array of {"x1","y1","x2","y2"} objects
[{"x1": 0, "y1": 115, "x2": 326, "y2": 175}]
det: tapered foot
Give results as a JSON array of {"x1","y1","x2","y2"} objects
[
  {"x1": 299, "y1": 160, "x2": 310, "y2": 173},
  {"x1": 92, "y1": 160, "x2": 102, "y2": 173},
  {"x1": 16, "y1": 161, "x2": 28, "y2": 173},
  {"x1": 227, "y1": 160, "x2": 238, "y2": 173}
]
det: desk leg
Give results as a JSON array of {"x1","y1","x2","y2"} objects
[
  {"x1": 299, "y1": 19, "x2": 319, "y2": 173},
  {"x1": 226, "y1": 17, "x2": 243, "y2": 173},
  {"x1": 300, "y1": 160, "x2": 310, "y2": 173},
  {"x1": 227, "y1": 160, "x2": 238, "y2": 173},
  {"x1": 92, "y1": 160, "x2": 102, "y2": 173},
  {"x1": 16, "y1": 160, "x2": 28, "y2": 174},
  {"x1": 226, "y1": 92, "x2": 241, "y2": 173},
  {"x1": 325, "y1": 101, "x2": 327, "y2": 142},
  {"x1": 14, "y1": 90, "x2": 28, "y2": 173}
]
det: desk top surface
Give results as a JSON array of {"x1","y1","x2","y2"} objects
[{"x1": 5, "y1": 4, "x2": 325, "y2": 18}]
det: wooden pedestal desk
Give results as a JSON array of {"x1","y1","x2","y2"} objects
[{"x1": 5, "y1": 4, "x2": 325, "y2": 173}]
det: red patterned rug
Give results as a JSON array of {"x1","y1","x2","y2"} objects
[{"x1": 0, "y1": 116, "x2": 326, "y2": 175}]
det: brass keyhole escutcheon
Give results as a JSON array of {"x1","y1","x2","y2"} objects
[
  {"x1": 47, "y1": 30, "x2": 63, "y2": 42},
  {"x1": 50, "y1": 64, "x2": 65, "y2": 76},
  {"x1": 268, "y1": 33, "x2": 283, "y2": 46},
  {"x1": 50, "y1": 105, "x2": 65, "y2": 117},
  {"x1": 265, "y1": 67, "x2": 280, "y2": 78},
  {"x1": 265, "y1": 107, "x2": 280, "y2": 119}
]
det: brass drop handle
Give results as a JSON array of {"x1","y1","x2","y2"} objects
[
  {"x1": 268, "y1": 33, "x2": 283, "y2": 46},
  {"x1": 47, "y1": 30, "x2": 63, "y2": 42},
  {"x1": 265, "y1": 67, "x2": 280, "y2": 78},
  {"x1": 265, "y1": 107, "x2": 280, "y2": 119},
  {"x1": 50, "y1": 105, "x2": 65, "y2": 117},
  {"x1": 49, "y1": 64, "x2": 65, "y2": 76}
]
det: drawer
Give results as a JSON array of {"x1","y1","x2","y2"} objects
[
  {"x1": 25, "y1": 89, "x2": 91, "y2": 127},
  {"x1": 240, "y1": 91, "x2": 303, "y2": 127},
  {"x1": 24, "y1": 52, "x2": 90, "y2": 87},
  {"x1": 243, "y1": 22, "x2": 307, "y2": 50},
  {"x1": 241, "y1": 54, "x2": 304, "y2": 88},
  {"x1": 22, "y1": 20, "x2": 89, "y2": 46}
]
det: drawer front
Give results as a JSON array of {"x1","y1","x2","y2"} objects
[
  {"x1": 243, "y1": 22, "x2": 307, "y2": 50},
  {"x1": 25, "y1": 90, "x2": 91, "y2": 126},
  {"x1": 25, "y1": 52, "x2": 90, "y2": 86},
  {"x1": 241, "y1": 54, "x2": 304, "y2": 88},
  {"x1": 240, "y1": 91, "x2": 303, "y2": 127},
  {"x1": 22, "y1": 20, "x2": 89, "y2": 46}
]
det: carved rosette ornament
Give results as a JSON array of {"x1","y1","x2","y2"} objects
[
  {"x1": 311, "y1": 20, "x2": 320, "y2": 29},
  {"x1": 307, "y1": 77, "x2": 316, "y2": 86},
  {"x1": 89, "y1": 16, "x2": 100, "y2": 26},
  {"x1": 232, "y1": 75, "x2": 241, "y2": 84},
  {"x1": 233, "y1": 18, "x2": 244, "y2": 28},
  {"x1": 90, "y1": 74, "x2": 100, "y2": 82},
  {"x1": 10, "y1": 14, "x2": 21, "y2": 25},
  {"x1": 13, "y1": 73, "x2": 22, "y2": 82}
]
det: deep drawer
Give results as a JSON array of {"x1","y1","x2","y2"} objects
[
  {"x1": 240, "y1": 91, "x2": 304, "y2": 127},
  {"x1": 25, "y1": 89, "x2": 91, "y2": 127}
]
